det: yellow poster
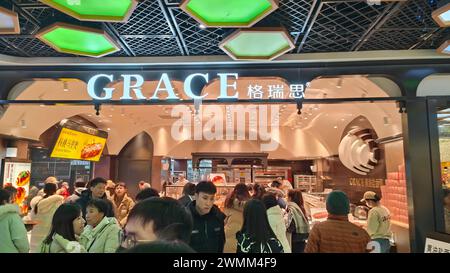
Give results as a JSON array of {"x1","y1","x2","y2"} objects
[{"x1": 50, "y1": 128, "x2": 106, "y2": 161}]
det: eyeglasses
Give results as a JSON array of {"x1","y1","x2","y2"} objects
[{"x1": 119, "y1": 229, "x2": 153, "y2": 249}]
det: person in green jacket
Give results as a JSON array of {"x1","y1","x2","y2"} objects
[
  {"x1": 80, "y1": 199, "x2": 120, "y2": 253},
  {"x1": 0, "y1": 189, "x2": 29, "y2": 253},
  {"x1": 40, "y1": 203, "x2": 86, "y2": 253}
]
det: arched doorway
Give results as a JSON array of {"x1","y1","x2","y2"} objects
[{"x1": 117, "y1": 132, "x2": 154, "y2": 198}]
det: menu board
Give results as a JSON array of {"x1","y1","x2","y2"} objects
[
  {"x1": 3, "y1": 161, "x2": 31, "y2": 214},
  {"x1": 50, "y1": 120, "x2": 107, "y2": 162}
]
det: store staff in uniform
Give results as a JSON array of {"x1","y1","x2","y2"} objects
[
  {"x1": 361, "y1": 191, "x2": 392, "y2": 253},
  {"x1": 188, "y1": 181, "x2": 226, "y2": 253}
]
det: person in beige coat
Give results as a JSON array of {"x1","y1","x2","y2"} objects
[
  {"x1": 111, "y1": 182, "x2": 135, "y2": 227},
  {"x1": 223, "y1": 183, "x2": 250, "y2": 253},
  {"x1": 262, "y1": 193, "x2": 291, "y2": 253},
  {"x1": 30, "y1": 183, "x2": 64, "y2": 253}
]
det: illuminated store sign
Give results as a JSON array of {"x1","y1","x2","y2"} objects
[{"x1": 87, "y1": 73, "x2": 307, "y2": 101}]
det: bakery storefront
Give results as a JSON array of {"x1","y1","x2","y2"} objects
[{"x1": 0, "y1": 52, "x2": 449, "y2": 252}]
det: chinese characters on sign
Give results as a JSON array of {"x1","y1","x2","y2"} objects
[
  {"x1": 247, "y1": 83, "x2": 309, "y2": 100},
  {"x1": 349, "y1": 178, "x2": 385, "y2": 188},
  {"x1": 424, "y1": 238, "x2": 450, "y2": 253},
  {"x1": 50, "y1": 128, "x2": 106, "y2": 162}
]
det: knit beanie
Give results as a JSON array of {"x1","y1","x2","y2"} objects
[{"x1": 326, "y1": 190, "x2": 350, "y2": 215}]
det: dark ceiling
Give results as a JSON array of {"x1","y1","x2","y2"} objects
[{"x1": 0, "y1": 0, "x2": 449, "y2": 58}]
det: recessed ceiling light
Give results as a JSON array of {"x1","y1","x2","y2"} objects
[
  {"x1": 107, "y1": 128, "x2": 111, "y2": 131},
  {"x1": 88, "y1": 114, "x2": 92, "y2": 117},
  {"x1": 199, "y1": 24, "x2": 206, "y2": 29},
  {"x1": 109, "y1": 115, "x2": 113, "y2": 118},
  {"x1": 304, "y1": 117, "x2": 308, "y2": 120},
  {"x1": 334, "y1": 126, "x2": 338, "y2": 129}
]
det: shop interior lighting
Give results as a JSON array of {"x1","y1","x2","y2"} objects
[
  {"x1": 0, "y1": 6, "x2": 20, "y2": 34},
  {"x1": 220, "y1": 27, "x2": 294, "y2": 61},
  {"x1": 180, "y1": 0, "x2": 278, "y2": 28},
  {"x1": 63, "y1": 81, "x2": 69, "y2": 91},
  {"x1": 36, "y1": 23, "x2": 120, "y2": 57},
  {"x1": 432, "y1": 0, "x2": 450, "y2": 27},
  {"x1": 39, "y1": 0, "x2": 138, "y2": 22},
  {"x1": 437, "y1": 40, "x2": 450, "y2": 54}
]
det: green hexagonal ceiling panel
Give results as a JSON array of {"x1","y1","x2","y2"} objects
[
  {"x1": 39, "y1": 0, "x2": 137, "y2": 22},
  {"x1": 37, "y1": 23, "x2": 119, "y2": 57},
  {"x1": 220, "y1": 28, "x2": 294, "y2": 60},
  {"x1": 181, "y1": 0, "x2": 278, "y2": 27}
]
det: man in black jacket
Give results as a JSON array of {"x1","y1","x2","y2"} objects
[
  {"x1": 76, "y1": 177, "x2": 115, "y2": 218},
  {"x1": 188, "y1": 181, "x2": 226, "y2": 253}
]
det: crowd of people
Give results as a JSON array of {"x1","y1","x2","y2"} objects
[{"x1": 0, "y1": 175, "x2": 395, "y2": 253}]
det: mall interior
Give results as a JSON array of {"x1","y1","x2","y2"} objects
[{"x1": 0, "y1": 0, "x2": 450, "y2": 253}]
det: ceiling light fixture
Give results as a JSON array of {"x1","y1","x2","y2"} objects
[
  {"x1": 38, "y1": 0, "x2": 138, "y2": 22},
  {"x1": 437, "y1": 40, "x2": 450, "y2": 55},
  {"x1": 432, "y1": 0, "x2": 450, "y2": 27},
  {"x1": 36, "y1": 22, "x2": 120, "y2": 58},
  {"x1": 180, "y1": 0, "x2": 279, "y2": 28},
  {"x1": 219, "y1": 27, "x2": 295, "y2": 61},
  {"x1": 0, "y1": 6, "x2": 20, "y2": 34}
]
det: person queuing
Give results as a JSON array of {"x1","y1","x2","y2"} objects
[
  {"x1": 135, "y1": 188, "x2": 160, "y2": 203},
  {"x1": 361, "y1": 191, "x2": 392, "y2": 253},
  {"x1": 236, "y1": 199, "x2": 284, "y2": 253},
  {"x1": 305, "y1": 190, "x2": 371, "y2": 253},
  {"x1": 252, "y1": 183, "x2": 266, "y2": 200},
  {"x1": 37, "y1": 176, "x2": 59, "y2": 197},
  {"x1": 56, "y1": 182, "x2": 70, "y2": 199},
  {"x1": 262, "y1": 193, "x2": 291, "y2": 253},
  {"x1": 138, "y1": 181, "x2": 151, "y2": 191},
  {"x1": 177, "y1": 174, "x2": 189, "y2": 185},
  {"x1": 286, "y1": 189, "x2": 310, "y2": 253},
  {"x1": 105, "y1": 180, "x2": 116, "y2": 199},
  {"x1": 3, "y1": 185, "x2": 17, "y2": 204},
  {"x1": 76, "y1": 177, "x2": 115, "y2": 219},
  {"x1": 0, "y1": 189, "x2": 29, "y2": 253},
  {"x1": 65, "y1": 180, "x2": 87, "y2": 203},
  {"x1": 178, "y1": 182, "x2": 196, "y2": 207},
  {"x1": 266, "y1": 181, "x2": 287, "y2": 208},
  {"x1": 188, "y1": 181, "x2": 226, "y2": 253},
  {"x1": 79, "y1": 199, "x2": 121, "y2": 253},
  {"x1": 111, "y1": 182, "x2": 135, "y2": 227},
  {"x1": 223, "y1": 183, "x2": 250, "y2": 253},
  {"x1": 29, "y1": 183, "x2": 64, "y2": 253},
  {"x1": 118, "y1": 197, "x2": 193, "y2": 252},
  {"x1": 40, "y1": 203, "x2": 86, "y2": 253}
]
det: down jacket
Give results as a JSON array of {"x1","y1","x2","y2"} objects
[
  {"x1": 0, "y1": 204, "x2": 29, "y2": 253},
  {"x1": 79, "y1": 216, "x2": 120, "y2": 253}
]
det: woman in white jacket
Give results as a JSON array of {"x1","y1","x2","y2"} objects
[
  {"x1": 30, "y1": 183, "x2": 64, "y2": 252},
  {"x1": 262, "y1": 193, "x2": 291, "y2": 253}
]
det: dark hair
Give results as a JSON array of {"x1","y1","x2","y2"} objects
[
  {"x1": 288, "y1": 189, "x2": 307, "y2": 217},
  {"x1": 34, "y1": 183, "x2": 58, "y2": 214},
  {"x1": 182, "y1": 183, "x2": 196, "y2": 196},
  {"x1": 271, "y1": 181, "x2": 282, "y2": 188},
  {"x1": 43, "y1": 183, "x2": 57, "y2": 197},
  {"x1": 252, "y1": 184, "x2": 266, "y2": 200},
  {"x1": 87, "y1": 198, "x2": 110, "y2": 216},
  {"x1": 89, "y1": 177, "x2": 107, "y2": 188},
  {"x1": 43, "y1": 203, "x2": 81, "y2": 244},
  {"x1": 75, "y1": 181, "x2": 86, "y2": 188},
  {"x1": 261, "y1": 193, "x2": 278, "y2": 209},
  {"x1": 225, "y1": 183, "x2": 250, "y2": 208},
  {"x1": 195, "y1": 181, "x2": 216, "y2": 195},
  {"x1": 135, "y1": 188, "x2": 160, "y2": 202},
  {"x1": 444, "y1": 189, "x2": 450, "y2": 198},
  {"x1": 3, "y1": 185, "x2": 17, "y2": 195},
  {"x1": 124, "y1": 240, "x2": 195, "y2": 253},
  {"x1": 115, "y1": 182, "x2": 127, "y2": 189},
  {"x1": 241, "y1": 199, "x2": 276, "y2": 244},
  {"x1": 127, "y1": 197, "x2": 193, "y2": 243},
  {"x1": 0, "y1": 189, "x2": 11, "y2": 205}
]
